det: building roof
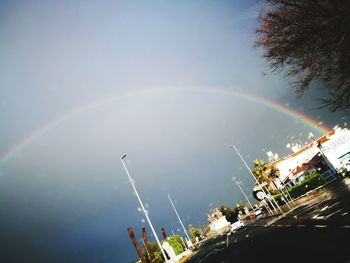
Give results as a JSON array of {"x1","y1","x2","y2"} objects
[
  {"x1": 266, "y1": 130, "x2": 334, "y2": 170},
  {"x1": 291, "y1": 153, "x2": 321, "y2": 178}
]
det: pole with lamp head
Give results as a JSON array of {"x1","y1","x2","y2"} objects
[
  {"x1": 231, "y1": 145, "x2": 283, "y2": 213},
  {"x1": 120, "y1": 154, "x2": 168, "y2": 262}
]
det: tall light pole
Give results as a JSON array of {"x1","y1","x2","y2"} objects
[
  {"x1": 120, "y1": 155, "x2": 168, "y2": 262},
  {"x1": 231, "y1": 145, "x2": 283, "y2": 213},
  {"x1": 237, "y1": 184, "x2": 255, "y2": 211},
  {"x1": 230, "y1": 145, "x2": 275, "y2": 210},
  {"x1": 168, "y1": 194, "x2": 192, "y2": 245}
]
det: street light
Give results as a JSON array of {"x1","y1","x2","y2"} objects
[
  {"x1": 120, "y1": 154, "x2": 168, "y2": 262},
  {"x1": 231, "y1": 145, "x2": 283, "y2": 213},
  {"x1": 168, "y1": 194, "x2": 193, "y2": 247},
  {"x1": 237, "y1": 184, "x2": 255, "y2": 211}
]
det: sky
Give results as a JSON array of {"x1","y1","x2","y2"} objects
[{"x1": 0, "y1": 1, "x2": 348, "y2": 262}]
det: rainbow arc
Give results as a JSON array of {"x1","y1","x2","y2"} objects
[{"x1": 0, "y1": 86, "x2": 330, "y2": 167}]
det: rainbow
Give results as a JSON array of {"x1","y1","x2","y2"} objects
[{"x1": 0, "y1": 86, "x2": 330, "y2": 167}]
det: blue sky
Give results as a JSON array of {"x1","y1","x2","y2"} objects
[{"x1": 0, "y1": 1, "x2": 348, "y2": 262}]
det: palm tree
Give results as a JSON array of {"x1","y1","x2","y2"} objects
[{"x1": 252, "y1": 160, "x2": 279, "y2": 194}]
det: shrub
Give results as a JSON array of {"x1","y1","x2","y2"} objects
[
  {"x1": 143, "y1": 242, "x2": 163, "y2": 263},
  {"x1": 287, "y1": 171, "x2": 325, "y2": 198},
  {"x1": 165, "y1": 235, "x2": 185, "y2": 255},
  {"x1": 143, "y1": 235, "x2": 185, "y2": 262}
]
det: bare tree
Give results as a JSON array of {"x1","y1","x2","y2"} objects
[{"x1": 255, "y1": 0, "x2": 350, "y2": 111}]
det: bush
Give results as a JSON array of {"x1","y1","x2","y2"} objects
[
  {"x1": 287, "y1": 171, "x2": 325, "y2": 198},
  {"x1": 143, "y1": 235, "x2": 185, "y2": 262},
  {"x1": 143, "y1": 242, "x2": 163, "y2": 263},
  {"x1": 164, "y1": 235, "x2": 185, "y2": 256}
]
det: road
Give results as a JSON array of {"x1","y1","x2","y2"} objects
[{"x1": 186, "y1": 177, "x2": 350, "y2": 263}]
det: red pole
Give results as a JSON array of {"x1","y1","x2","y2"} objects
[
  {"x1": 161, "y1": 228, "x2": 168, "y2": 240},
  {"x1": 127, "y1": 227, "x2": 146, "y2": 263}
]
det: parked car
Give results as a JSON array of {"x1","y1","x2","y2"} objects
[
  {"x1": 254, "y1": 209, "x2": 263, "y2": 216},
  {"x1": 230, "y1": 220, "x2": 244, "y2": 232}
]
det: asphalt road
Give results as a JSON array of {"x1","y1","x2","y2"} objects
[{"x1": 186, "y1": 177, "x2": 350, "y2": 263}]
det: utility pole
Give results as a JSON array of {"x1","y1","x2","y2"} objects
[
  {"x1": 231, "y1": 145, "x2": 283, "y2": 213},
  {"x1": 237, "y1": 184, "x2": 255, "y2": 211},
  {"x1": 121, "y1": 155, "x2": 168, "y2": 262},
  {"x1": 168, "y1": 194, "x2": 192, "y2": 245}
]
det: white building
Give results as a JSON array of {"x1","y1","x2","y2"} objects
[
  {"x1": 268, "y1": 127, "x2": 350, "y2": 188},
  {"x1": 322, "y1": 127, "x2": 350, "y2": 170}
]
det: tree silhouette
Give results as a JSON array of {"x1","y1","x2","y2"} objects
[{"x1": 255, "y1": 0, "x2": 350, "y2": 111}]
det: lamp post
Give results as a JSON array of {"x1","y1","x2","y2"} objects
[
  {"x1": 168, "y1": 194, "x2": 192, "y2": 246},
  {"x1": 120, "y1": 155, "x2": 168, "y2": 262},
  {"x1": 237, "y1": 184, "x2": 255, "y2": 211},
  {"x1": 231, "y1": 145, "x2": 283, "y2": 213}
]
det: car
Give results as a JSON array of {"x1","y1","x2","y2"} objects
[
  {"x1": 230, "y1": 220, "x2": 244, "y2": 232},
  {"x1": 254, "y1": 209, "x2": 263, "y2": 216}
]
